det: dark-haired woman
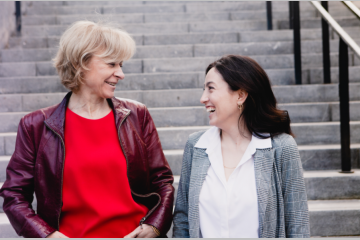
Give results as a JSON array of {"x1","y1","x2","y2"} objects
[{"x1": 172, "y1": 55, "x2": 310, "y2": 238}]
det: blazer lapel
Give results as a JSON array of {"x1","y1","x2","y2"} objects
[
  {"x1": 188, "y1": 147, "x2": 211, "y2": 238},
  {"x1": 254, "y1": 148, "x2": 275, "y2": 237}
]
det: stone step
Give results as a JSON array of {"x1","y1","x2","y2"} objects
[
  {"x1": 0, "y1": 59, "x2": 142, "y2": 78},
  {"x1": 22, "y1": 1, "x2": 332, "y2": 16},
  {"x1": 1, "y1": 65, "x2": 360, "y2": 94},
  {"x1": 22, "y1": 7, "x2": 357, "y2": 26},
  {"x1": 165, "y1": 144, "x2": 360, "y2": 174},
  {"x1": 1, "y1": 101, "x2": 360, "y2": 132},
  {"x1": 3, "y1": 39, "x2": 355, "y2": 63},
  {"x1": 0, "y1": 198, "x2": 360, "y2": 238},
  {"x1": 2, "y1": 83, "x2": 360, "y2": 112},
  {"x1": 19, "y1": 16, "x2": 360, "y2": 37},
  {"x1": 1, "y1": 53, "x2": 355, "y2": 77},
  {"x1": 304, "y1": 170, "x2": 360, "y2": 200},
  {"x1": 308, "y1": 199, "x2": 360, "y2": 236},
  {"x1": 9, "y1": 27, "x2": 360, "y2": 49},
  {"x1": 1, "y1": 122, "x2": 360, "y2": 155}
]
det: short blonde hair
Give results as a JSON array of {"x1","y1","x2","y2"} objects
[{"x1": 53, "y1": 20, "x2": 136, "y2": 93}]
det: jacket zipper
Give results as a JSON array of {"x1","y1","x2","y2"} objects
[
  {"x1": 117, "y1": 111, "x2": 161, "y2": 226},
  {"x1": 44, "y1": 122, "x2": 65, "y2": 230}
]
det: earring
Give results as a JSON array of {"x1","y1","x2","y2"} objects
[{"x1": 237, "y1": 103, "x2": 243, "y2": 110}]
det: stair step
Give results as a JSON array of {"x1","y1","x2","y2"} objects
[
  {"x1": 2, "y1": 53, "x2": 356, "y2": 77},
  {"x1": 2, "y1": 84, "x2": 360, "y2": 112},
  {"x1": 1, "y1": 101, "x2": 360, "y2": 133},
  {"x1": 1, "y1": 122, "x2": 360, "y2": 155},
  {"x1": 4, "y1": 39, "x2": 357, "y2": 63}
]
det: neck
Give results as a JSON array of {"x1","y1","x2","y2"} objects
[
  {"x1": 68, "y1": 90, "x2": 110, "y2": 118},
  {"x1": 220, "y1": 119, "x2": 251, "y2": 146}
]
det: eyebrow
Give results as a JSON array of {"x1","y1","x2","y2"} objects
[{"x1": 205, "y1": 81, "x2": 214, "y2": 87}]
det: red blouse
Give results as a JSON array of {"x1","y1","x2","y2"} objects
[{"x1": 59, "y1": 108, "x2": 148, "y2": 238}]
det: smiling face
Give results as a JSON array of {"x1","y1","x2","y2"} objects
[
  {"x1": 80, "y1": 55, "x2": 125, "y2": 99},
  {"x1": 200, "y1": 67, "x2": 247, "y2": 130}
]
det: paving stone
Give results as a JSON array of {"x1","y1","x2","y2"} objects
[
  {"x1": 0, "y1": 76, "x2": 66, "y2": 94},
  {"x1": 8, "y1": 37, "x2": 48, "y2": 49},
  {"x1": 0, "y1": 62, "x2": 36, "y2": 78},
  {"x1": 305, "y1": 170, "x2": 360, "y2": 200},
  {"x1": 1, "y1": 49, "x2": 58, "y2": 62},
  {"x1": 26, "y1": 6, "x2": 103, "y2": 15},
  {"x1": 144, "y1": 32, "x2": 238, "y2": 45},
  {"x1": 56, "y1": 14, "x2": 144, "y2": 25},
  {"x1": 103, "y1": 4, "x2": 185, "y2": 14},
  {"x1": 189, "y1": 20, "x2": 269, "y2": 32},
  {"x1": 133, "y1": 45, "x2": 193, "y2": 59},
  {"x1": 309, "y1": 200, "x2": 360, "y2": 236},
  {"x1": 0, "y1": 95, "x2": 22, "y2": 112},
  {"x1": 144, "y1": 12, "x2": 229, "y2": 23}
]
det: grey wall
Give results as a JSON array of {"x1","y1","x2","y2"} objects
[{"x1": 0, "y1": 1, "x2": 15, "y2": 50}]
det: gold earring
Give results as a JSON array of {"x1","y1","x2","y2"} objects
[{"x1": 238, "y1": 103, "x2": 243, "y2": 110}]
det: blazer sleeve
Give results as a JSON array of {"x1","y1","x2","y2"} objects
[
  {"x1": 280, "y1": 137, "x2": 310, "y2": 238},
  {"x1": 0, "y1": 117, "x2": 56, "y2": 238},
  {"x1": 140, "y1": 107, "x2": 175, "y2": 236},
  {"x1": 172, "y1": 138, "x2": 193, "y2": 238}
]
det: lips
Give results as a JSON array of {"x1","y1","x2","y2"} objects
[
  {"x1": 206, "y1": 107, "x2": 215, "y2": 113},
  {"x1": 105, "y1": 81, "x2": 116, "y2": 87}
]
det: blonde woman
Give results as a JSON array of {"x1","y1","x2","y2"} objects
[{"x1": 0, "y1": 21, "x2": 174, "y2": 238}]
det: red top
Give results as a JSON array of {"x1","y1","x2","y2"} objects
[{"x1": 59, "y1": 108, "x2": 148, "y2": 238}]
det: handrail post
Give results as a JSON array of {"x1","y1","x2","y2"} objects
[
  {"x1": 266, "y1": 1, "x2": 273, "y2": 30},
  {"x1": 321, "y1": 1, "x2": 331, "y2": 83},
  {"x1": 15, "y1": 1, "x2": 21, "y2": 36},
  {"x1": 339, "y1": 38, "x2": 353, "y2": 173},
  {"x1": 289, "y1": 2, "x2": 294, "y2": 29},
  {"x1": 292, "y1": 1, "x2": 302, "y2": 84}
]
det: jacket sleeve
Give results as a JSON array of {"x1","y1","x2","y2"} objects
[
  {"x1": 172, "y1": 138, "x2": 193, "y2": 238},
  {"x1": 0, "y1": 117, "x2": 56, "y2": 238},
  {"x1": 141, "y1": 107, "x2": 174, "y2": 236},
  {"x1": 280, "y1": 137, "x2": 310, "y2": 238}
]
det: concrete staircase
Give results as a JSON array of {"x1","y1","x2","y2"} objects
[{"x1": 1, "y1": 1, "x2": 360, "y2": 237}]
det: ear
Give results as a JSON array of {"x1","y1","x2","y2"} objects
[{"x1": 237, "y1": 90, "x2": 248, "y2": 105}]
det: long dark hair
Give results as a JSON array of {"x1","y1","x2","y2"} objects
[{"x1": 206, "y1": 55, "x2": 293, "y2": 139}]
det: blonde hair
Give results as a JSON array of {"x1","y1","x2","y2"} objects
[{"x1": 53, "y1": 20, "x2": 136, "y2": 93}]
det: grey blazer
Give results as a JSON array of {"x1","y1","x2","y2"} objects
[{"x1": 172, "y1": 131, "x2": 310, "y2": 238}]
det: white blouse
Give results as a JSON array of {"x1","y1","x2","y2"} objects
[{"x1": 195, "y1": 126, "x2": 272, "y2": 238}]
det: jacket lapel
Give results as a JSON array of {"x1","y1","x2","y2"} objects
[
  {"x1": 188, "y1": 147, "x2": 211, "y2": 238},
  {"x1": 254, "y1": 148, "x2": 276, "y2": 238}
]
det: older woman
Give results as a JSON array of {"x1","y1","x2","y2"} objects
[
  {"x1": 0, "y1": 21, "x2": 174, "y2": 238},
  {"x1": 173, "y1": 55, "x2": 310, "y2": 238}
]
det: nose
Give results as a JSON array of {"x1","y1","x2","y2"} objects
[
  {"x1": 114, "y1": 65, "x2": 125, "y2": 80},
  {"x1": 200, "y1": 90, "x2": 209, "y2": 104}
]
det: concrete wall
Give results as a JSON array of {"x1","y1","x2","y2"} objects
[{"x1": 0, "y1": 1, "x2": 15, "y2": 50}]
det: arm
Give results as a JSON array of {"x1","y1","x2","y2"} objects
[
  {"x1": 172, "y1": 139, "x2": 193, "y2": 238},
  {"x1": 280, "y1": 137, "x2": 310, "y2": 238},
  {"x1": 141, "y1": 107, "x2": 174, "y2": 236},
  {"x1": 0, "y1": 117, "x2": 56, "y2": 238}
]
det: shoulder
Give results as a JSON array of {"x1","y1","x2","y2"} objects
[
  {"x1": 114, "y1": 97, "x2": 147, "y2": 111},
  {"x1": 271, "y1": 133, "x2": 297, "y2": 149},
  {"x1": 21, "y1": 103, "x2": 60, "y2": 129},
  {"x1": 187, "y1": 130, "x2": 206, "y2": 147}
]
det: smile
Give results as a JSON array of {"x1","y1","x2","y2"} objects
[
  {"x1": 206, "y1": 107, "x2": 216, "y2": 113},
  {"x1": 105, "y1": 81, "x2": 116, "y2": 87}
]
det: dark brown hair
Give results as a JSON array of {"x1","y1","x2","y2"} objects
[{"x1": 206, "y1": 55, "x2": 293, "y2": 139}]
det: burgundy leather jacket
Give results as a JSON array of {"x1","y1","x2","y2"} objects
[{"x1": 0, "y1": 92, "x2": 174, "y2": 238}]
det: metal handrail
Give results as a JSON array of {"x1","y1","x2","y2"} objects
[
  {"x1": 310, "y1": 1, "x2": 360, "y2": 173},
  {"x1": 310, "y1": 1, "x2": 360, "y2": 58},
  {"x1": 343, "y1": 1, "x2": 360, "y2": 20}
]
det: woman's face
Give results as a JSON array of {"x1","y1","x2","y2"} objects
[
  {"x1": 80, "y1": 55, "x2": 125, "y2": 99},
  {"x1": 200, "y1": 67, "x2": 246, "y2": 129}
]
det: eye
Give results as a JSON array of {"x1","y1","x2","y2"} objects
[
  {"x1": 108, "y1": 63, "x2": 115, "y2": 67},
  {"x1": 119, "y1": 62, "x2": 123, "y2": 67},
  {"x1": 208, "y1": 86, "x2": 214, "y2": 90}
]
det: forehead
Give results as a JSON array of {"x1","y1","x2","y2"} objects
[{"x1": 204, "y1": 67, "x2": 225, "y2": 85}]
